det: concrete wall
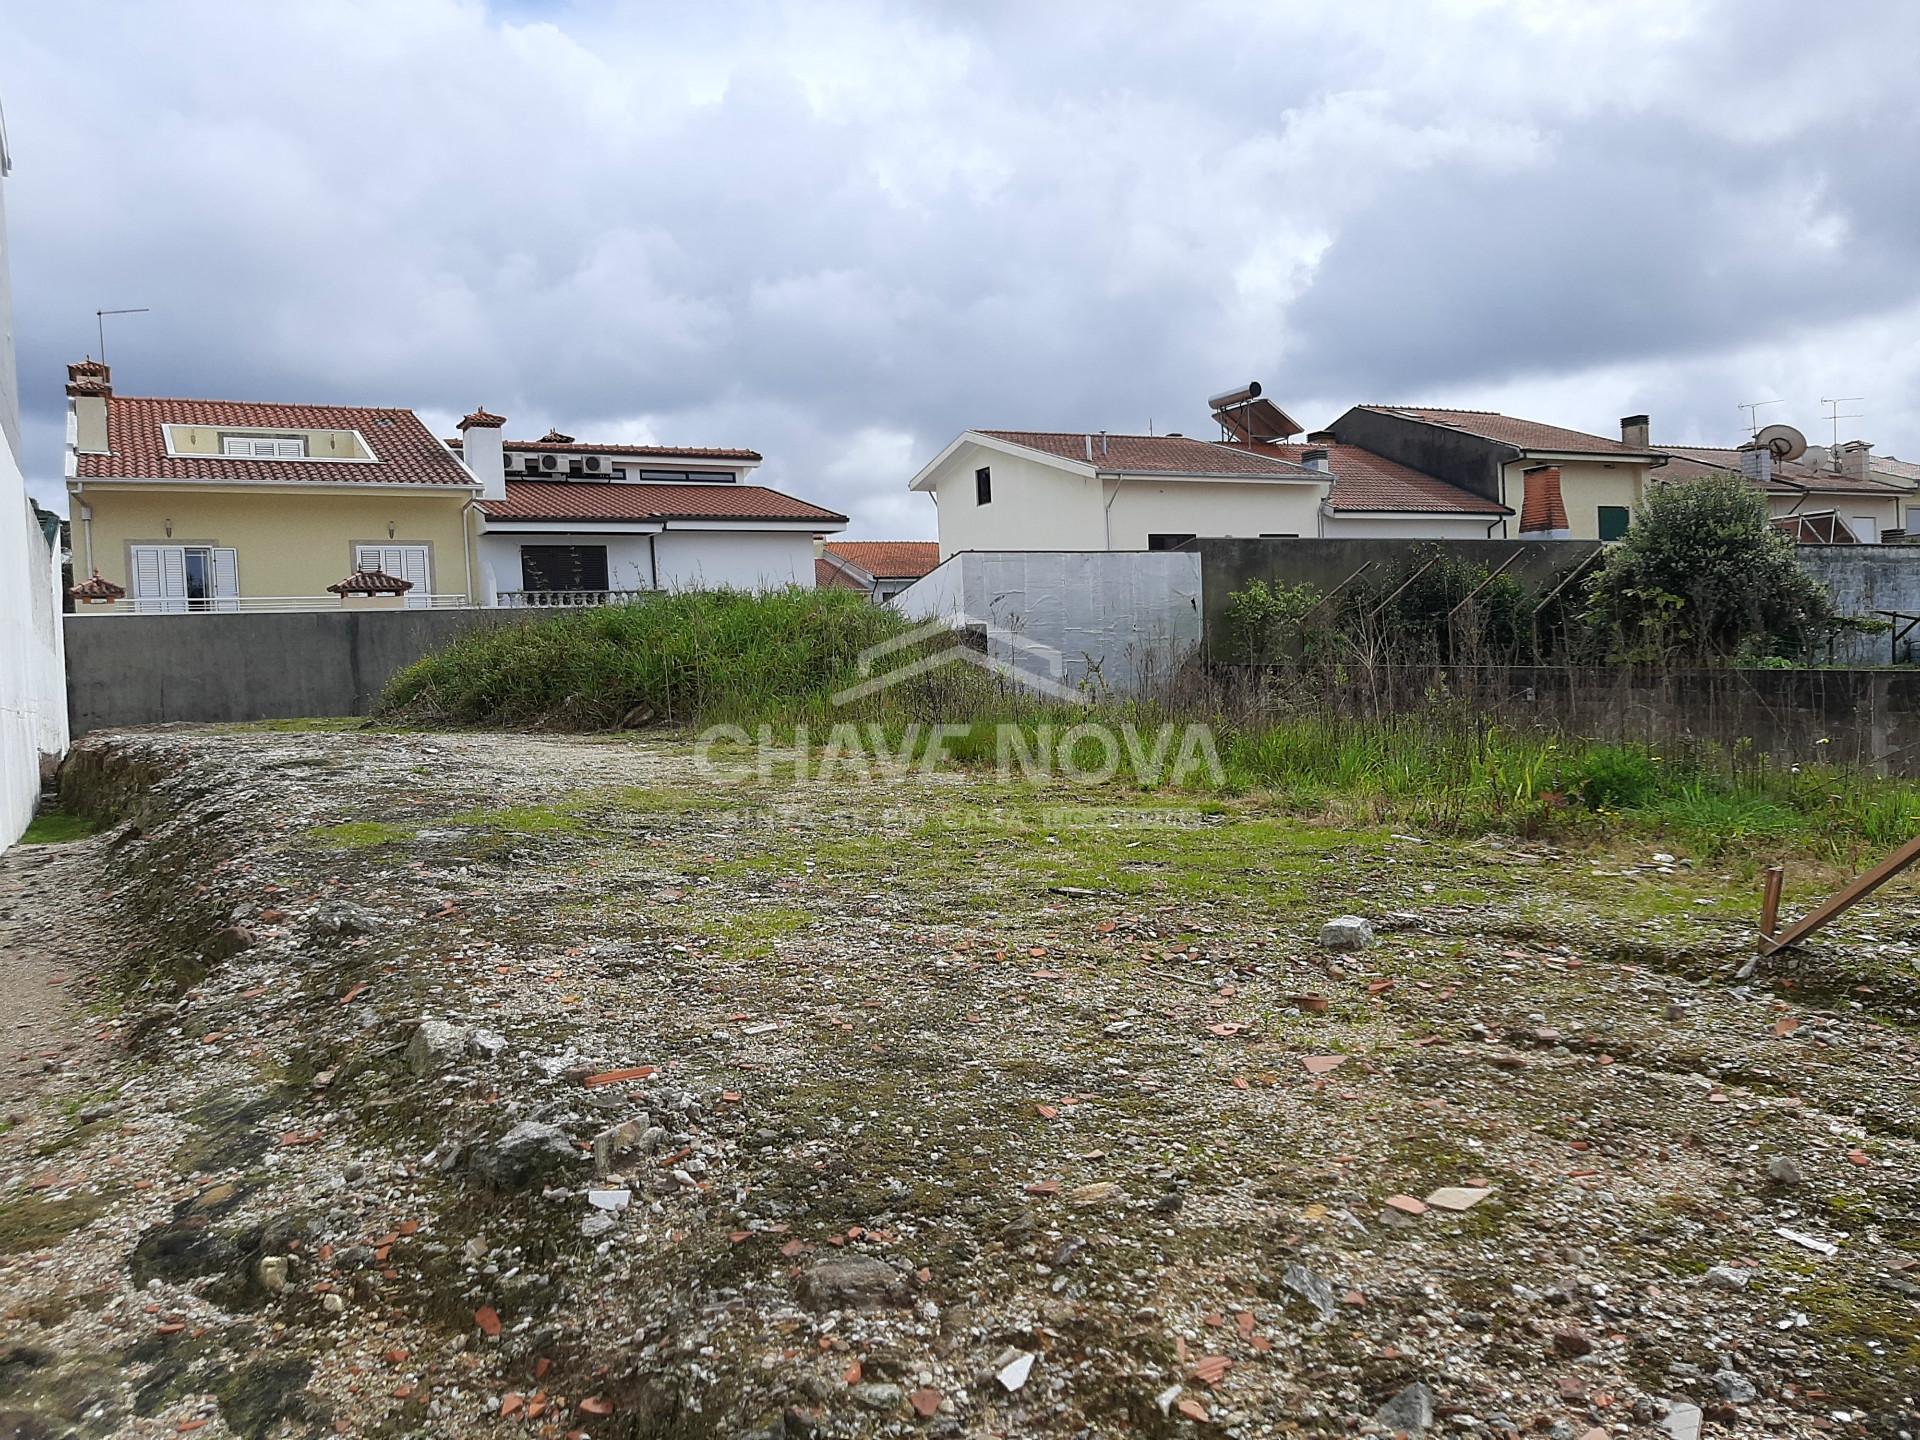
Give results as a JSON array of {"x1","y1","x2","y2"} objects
[
  {"x1": 1194, "y1": 536, "x2": 1603, "y2": 657},
  {"x1": 65, "y1": 608, "x2": 528, "y2": 736},
  {"x1": 1798, "y1": 545, "x2": 1920, "y2": 665},
  {"x1": 70, "y1": 484, "x2": 478, "y2": 601},
  {"x1": 890, "y1": 549, "x2": 1202, "y2": 695}
]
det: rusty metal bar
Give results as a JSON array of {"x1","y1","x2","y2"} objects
[
  {"x1": 1759, "y1": 865, "x2": 1783, "y2": 940},
  {"x1": 1758, "y1": 831, "x2": 1920, "y2": 954}
]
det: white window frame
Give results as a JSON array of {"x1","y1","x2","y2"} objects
[
  {"x1": 129, "y1": 544, "x2": 239, "y2": 613},
  {"x1": 222, "y1": 435, "x2": 308, "y2": 459}
]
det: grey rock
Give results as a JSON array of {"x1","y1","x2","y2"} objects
[
  {"x1": 1376, "y1": 1381, "x2": 1434, "y2": 1434},
  {"x1": 1766, "y1": 1154, "x2": 1804, "y2": 1187},
  {"x1": 797, "y1": 1253, "x2": 912, "y2": 1310},
  {"x1": 406, "y1": 1020, "x2": 469, "y2": 1076},
  {"x1": 850, "y1": 1382, "x2": 903, "y2": 1411},
  {"x1": 580, "y1": 1210, "x2": 616, "y2": 1239},
  {"x1": 1702, "y1": 1265, "x2": 1752, "y2": 1292},
  {"x1": 592, "y1": 1118, "x2": 651, "y2": 1175},
  {"x1": 312, "y1": 900, "x2": 382, "y2": 937},
  {"x1": 1318, "y1": 915, "x2": 1375, "y2": 952},
  {"x1": 1282, "y1": 1262, "x2": 1337, "y2": 1320},
  {"x1": 470, "y1": 1121, "x2": 581, "y2": 1189},
  {"x1": 255, "y1": 1254, "x2": 290, "y2": 1293},
  {"x1": 1711, "y1": 1370, "x2": 1757, "y2": 1403},
  {"x1": 470, "y1": 1029, "x2": 508, "y2": 1059},
  {"x1": 1661, "y1": 1401, "x2": 1703, "y2": 1440}
]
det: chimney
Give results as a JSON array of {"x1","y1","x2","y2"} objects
[
  {"x1": 1738, "y1": 445, "x2": 1773, "y2": 486},
  {"x1": 1620, "y1": 414, "x2": 1650, "y2": 450},
  {"x1": 457, "y1": 406, "x2": 507, "y2": 501},
  {"x1": 1084, "y1": 433, "x2": 1093, "y2": 462},
  {"x1": 1839, "y1": 440, "x2": 1873, "y2": 483},
  {"x1": 1300, "y1": 447, "x2": 1332, "y2": 473},
  {"x1": 1518, "y1": 465, "x2": 1571, "y2": 538},
  {"x1": 66, "y1": 358, "x2": 111, "y2": 455}
]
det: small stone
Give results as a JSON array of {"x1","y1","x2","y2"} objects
[
  {"x1": 321, "y1": 1293, "x2": 346, "y2": 1314},
  {"x1": 1376, "y1": 1380, "x2": 1434, "y2": 1434},
  {"x1": 1661, "y1": 1401, "x2": 1703, "y2": 1440},
  {"x1": 851, "y1": 1382, "x2": 903, "y2": 1411},
  {"x1": 580, "y1": 1211, "x2": 615, "y2": 1239},
  {"x1": 406, "y1": 1020, "x2": 469, "y2": 1076},
  {"x1": 587, "y1": 1188, "x2": 630, "y2": 1211},
  {"x1": 1282, "y1": 1262, "x2": 1337, "y2": 1321},
  {"x1": 255, "y1": 1255, "x2": 289, "y2": 1293},
  {"x1": 1551, "y1": 1328, "x2": 1594, "y2": 1359},
  {"x1": 1663, "y1": 1000, "x2": 1689, "y2": 1021},
  {"x1": 210, "y1": 925, "x2": 256, "y2": 957},
  {"x1": 470, "y1": 1029, "x2": 508, "y2": 1059},
  {"x1": 1766, "y1": 1154, "x2": 1803, "y2": 1186},
  {"x1": 470, "y1": 1121, "x2": 580, "y2": 1190},
  {"x1": 1702, "y1": 1265, "x2": 1751, "y2": 1292},
  {"x1": 1425, "y1": 1186, "x2": 1493, "y2": 1212},
  {"x1": 1711, "y1": 1370, "x2": 1757, "y2": 1403},
  {"x1": 995, "y1": 1351, "x2": 1035, "y2": 1392},
  {"x1": 1318, "y1": 916, "x2": 1375, "y2": 952},
  {"x1": 312, "y1": 900, "x2": 381, "y2": 937},
  {"x1": 797, "y1": 1253, "x2": 911, "y2": 1310}
]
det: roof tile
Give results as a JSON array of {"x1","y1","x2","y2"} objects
[
  {"x1": 77, "y1": 395, "x2": 475, "y2": 487},
  {"x1": 823, "y1": 541, "x2": 940, "y2": 579},
  {"x1": 1369, "y1": 407, "x2": 1651, "y2": 456},
  {"x1": 480, "y1": 480, "x2": 845, "y2": 524},
  {"x1": 979, "y1": 430, "x2": 1323, "y2": 478},
  {"x1": 1245, "y1": 442, "x2": 1508, "y2": 515}
]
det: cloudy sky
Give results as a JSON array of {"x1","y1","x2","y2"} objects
[{"x1": 6, "y1": 0, "x2": 1919, "y2": 535}]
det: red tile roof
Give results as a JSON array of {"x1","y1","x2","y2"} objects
[
  {"x1": 328, "y1": 568, "x2": 414, "y2": 595},
  {"x1": 1656, "y1": 445, "x2": 1908, "y2": 495},
  {"x1": 814, "y1": 556, "x2": 868, "y2": 590},
  {"x1": 1242, "y1": 442, "x2": 1508, "y2": 516},
  {"x1": 76, "y1": 396, "x2": 476, "y2": 486},
  {"x1": 457, "y1": 407, "x2": 506, "y2": 430},
  {"x1": 451, "y1": 437, "x2": 762, "y2": 462},
  {"x1": 68, "y1": 569, "x2": 125, "y2": 600},
  {"x1": 979, "y1": 430, "x2": 1323, "y2": 478},
  {"x1": 822, "y1": 541, "x2": 941, "y2": 579},
  {"x1": 480, "y1": 480, "x2": 845, "y2": 524},
  {"x1": 1366, "y1": 407, "x2": 1652, "y2": 457}
]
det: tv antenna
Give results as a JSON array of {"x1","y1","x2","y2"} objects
[
  {"x1": 1738, "y1": 398, "x2": 1784, "y2": 438},
  {"x1": 95, "y1": 307, "x2": 150, "y2": 366},
  {"x1": 1819, "y1": 395, "x2": 1865, "y2": 452}
]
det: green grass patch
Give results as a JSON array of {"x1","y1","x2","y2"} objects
[
  {"x1": 305, "y1": 819, "x2": 414, "y2": 849},
  {"x1": 20, "y1": 808, "x2": 100, "y2": 845}
]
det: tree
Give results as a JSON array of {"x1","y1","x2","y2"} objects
[{"x1": 1583, "y1": 473, "x2": 1840, "y2": 662}]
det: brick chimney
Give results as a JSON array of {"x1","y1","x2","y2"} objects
[
  {"x1": 457, "y1": 406, "x2": 507, "y2": 501},
  {"x1": 1838, "y1": 440, "x2": 1873, "y2": 483},
  {"x1": 66, "y1": 358, "x2": 111, "y2": 455},
  {"x1": 1518, "y1": 465, "x2": 1570, "y2": 538},
  {"x1": 1620, "y1": 414, "x2": 1650, "y2": 450}
]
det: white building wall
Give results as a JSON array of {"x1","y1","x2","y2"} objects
[
  {"x1": 890, "y1": 549, "x2": 1202, "y2": 696},
  {"x1": 927, "y1": 443, "x2": 1106, "y2": 557},
  {"x1": 1104, "y1": 478, "x2": 1329, "y2": 548},
  {"x1": 652, "y1": 530, "x2": 815, "y2": 591},
  {"x1": 480, "y1": 532, "x2": 658, "y2": 594},
  {"x1": 0, "y1": 115, "x2": 69, "y2": 849}
]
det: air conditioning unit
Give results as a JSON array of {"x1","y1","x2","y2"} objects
[
  {"x1": 540, "y1": 454, "x2": 559, "y2": 472},
  {"x1": 583, "y1": 456, "x2": 603, "y2": 473}
]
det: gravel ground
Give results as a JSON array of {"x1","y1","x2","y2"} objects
[{"x1": 0, "y1": 724, "x2": 1916, "y2": 1440}]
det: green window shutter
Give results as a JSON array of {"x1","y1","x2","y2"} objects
[{"x1": 1598, "y1": 506, "x2": 1630, "y2": 541}]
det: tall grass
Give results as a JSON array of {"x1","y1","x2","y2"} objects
[{"x1": 382, "y1": 589, "x2": 1920, "y2": 857}]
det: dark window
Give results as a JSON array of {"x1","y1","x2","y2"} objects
[
  {"x1": 1147, "y1": 533, "x2": 1197, "y2": 552},
  {"x1": 520, "y1": 544, "x2": 610, "y2": 593},
  {"x1": 975, "y1": 467, "x2": 991, "y2": 505},
  {"x1": 1597, "y1": 506, "x2": 1630, "y2": 541}
]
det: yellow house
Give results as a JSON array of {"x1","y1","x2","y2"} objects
[{"x1": 63, "y1": 360, "x2": 482, "y2": 610}]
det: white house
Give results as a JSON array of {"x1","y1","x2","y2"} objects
[
  {"x1": 0, "y1": 95, "x2": 68, "y2": 846},
  {"x1": 453, "y1": 412, "x2": 846, "y2": 601},
  {"x1": 910, "y1": 421, "x2": 1507, "y2": 556}
]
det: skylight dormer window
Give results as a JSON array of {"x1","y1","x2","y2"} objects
[{"x1": 222, "y1": 434, "x2": 308, "y2": 458}]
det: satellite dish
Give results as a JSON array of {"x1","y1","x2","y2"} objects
[{"x1": 1756, "y1": 423, "x2": 1807, "y2": 463}]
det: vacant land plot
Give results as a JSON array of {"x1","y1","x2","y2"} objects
[{"x1": 0, "y1": 727, "x2": 1915, "y2": 1438}]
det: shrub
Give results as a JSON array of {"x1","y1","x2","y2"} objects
[{"x1": 1583, "y1": 474, "x2": 1840, "y2": 661}]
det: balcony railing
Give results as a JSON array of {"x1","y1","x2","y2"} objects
[
  {"x1": 495, "y1": 589, "x2": 655, "y2": 608},
  {"x1": 73, "y1": 593, "x2": 476, "y2": 615}
]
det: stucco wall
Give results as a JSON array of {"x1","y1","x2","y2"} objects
[
  {"x1": 1104, "y1": 477, "x2": 1328, "y2": 547},
  {"x1": 927, "y1": 442, "x2": 1104, "y2": 557},
  {"x1": 71, "y1": 485, "x2": 478, "y2": 600},
  {"x1": 64, "y1": 607, "x2": 529, "y2": 736},
  {"x1": 652, "y1": 531, "x2": 815, "y2": 590},
  {"x1": 1, "y1": 460, "x2": 67, "y2": 844},
  {"x1": 480, "y1": 532, "x2": 657, "y2": 596},
  {"x1": 890, "y1": 549, "x2": 1202, "y2": 695},
  {"x1": 1500, "y1": 458, "x2": 1643, "y2": 541}
]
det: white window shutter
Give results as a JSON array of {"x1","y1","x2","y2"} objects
[
  {"x1": 212, "y1": 548, "x2": 239, "y2": 610},
  {"x1": 222, "y1": 436, "x2": 248, "y2": 456},
  {"x1": 131, "y1": 546, "x2": 163, "y2": 611},
  {"x1": 355, "y1": 544, "x2": 382, "y2": 573},
  {"x1": 159, "y1": 546, "x2": 188, "y2": 613}
]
